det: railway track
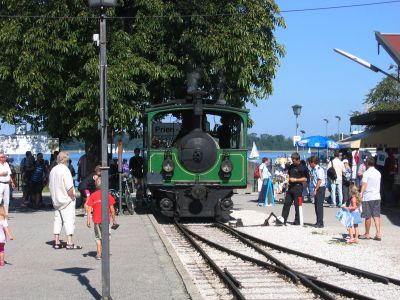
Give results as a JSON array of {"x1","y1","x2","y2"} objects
[{"x1": 161, "y1": 220, "x2": 400, "y2": 299}]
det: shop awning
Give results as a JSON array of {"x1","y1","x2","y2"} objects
[
  {"x1": 339, "y1": 123, "x2": 400, "y2": 149},
  {"x1": 375, "y1": 32, "x2": 400, "y2": 66}
]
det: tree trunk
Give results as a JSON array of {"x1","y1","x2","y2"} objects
[{"x1": 84, "y1": 133, "x2": 101, "y2": 174}]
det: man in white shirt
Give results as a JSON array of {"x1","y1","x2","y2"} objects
[
  {"x1": 49, "y1": 151, "x2": 82, "y2": 250},
  {"x1": 328, "y1": 151, "x2": 345, "y2": 207},
  {"x1": 0, "y1": 152, "x2": 16, "y2": 215},
  {"x1": 359, "y1": 157, "x2": 382, "y2": 241},
  {"x1": 309, "y1": 156, "x2": 326, "y2": 228}
]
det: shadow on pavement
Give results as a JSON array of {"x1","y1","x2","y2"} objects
[
  {"x1": 83, "y1": 251, "x2": 98, "y2": 258},
  {"x1": 45, "y1": 240, "x2": 66, "y2": 248},
  {"x1": 328, "y1": 237, "x2": 349, "y2": 245},
  {"x1": 55, "y1": 267, "x2": 100, "y2": 299}
]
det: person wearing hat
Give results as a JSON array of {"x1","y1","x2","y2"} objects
[{"x1": 342, "y1": 159, "x2": 352, "y2": 206}]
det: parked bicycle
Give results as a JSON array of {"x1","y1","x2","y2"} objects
[{"x1": 110, "y1": 175, "x2": 135, "y2": 215}]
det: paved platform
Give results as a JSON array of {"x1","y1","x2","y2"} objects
[
  {"x1": 1, "y1": 194, "x2": 189, "y2": 300},
  {"x1": 232, "y1": 191, "x2": 400, "y2": 230},
  {"x1": 1, "y1": 191, "x2": 399, "y2": 299}
]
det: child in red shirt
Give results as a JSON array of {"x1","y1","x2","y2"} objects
[{"x1": 86, "y1": 177, "x2": 118, "y2": 260}]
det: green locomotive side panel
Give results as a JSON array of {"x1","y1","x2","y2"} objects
[{"x1": 148, "y1": 148, "x2": 247, "y2": 187}]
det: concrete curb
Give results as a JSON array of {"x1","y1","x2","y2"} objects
[{"x1": 148, "y1": 214, "x2": 203, "y2": 300}]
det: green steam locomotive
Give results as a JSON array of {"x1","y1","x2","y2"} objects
[{"x1": 143, "y1": 91, "x2": 248, "y2": 220}]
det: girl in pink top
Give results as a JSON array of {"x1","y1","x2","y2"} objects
[
  {"x1": 0, "y1": 205, "x2": 14, "y2": 266},
  {"x1": 342, "y1": 186, "x2": 362, "y2": 243}
]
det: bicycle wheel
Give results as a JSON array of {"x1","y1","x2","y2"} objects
[{"x1": 124, "y1": 188, "x2": 134, "y2": 215}]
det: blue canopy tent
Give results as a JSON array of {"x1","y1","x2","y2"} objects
[
  {"x1": 296, "y1": 136, "x2": 340, "y2": 161},
  {"x1": 296, "y1": 135, "x2": 340, "y2": 149}
]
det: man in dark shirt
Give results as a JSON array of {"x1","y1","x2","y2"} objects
[
  {"x1": 217, "y1": 116, "x2": 231, "y2": 149},
  {"x1": 78, "y1": 165, "x2": 101, "y2": 209},
  {"x1": 129, "y1": 148, "x2": 144, "y2": 188},
  {"x1": 281, "y1": 152, "x2": 309, "y2": 225}
]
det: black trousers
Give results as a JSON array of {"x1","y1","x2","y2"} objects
[
  {"x1": 314, "y1": 186, "x2": 326, "y2": 225},
  {"x1": 281, "y1": 185, "x2": 302, "y2": 224},
  {"x1": 342, "y1": 184, "x2": 350, "y2": 206}
]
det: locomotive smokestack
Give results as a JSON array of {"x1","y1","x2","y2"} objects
[{"x1": 187, "y1": 69, "x2": 201, "y2": 93}]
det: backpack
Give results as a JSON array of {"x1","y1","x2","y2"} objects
[
  {"x1": 327, "y1": 166, "x2": 337, "y2": 181},
  {"x1": 253, "y1": 167, "x2": 261, "y2": 179}
]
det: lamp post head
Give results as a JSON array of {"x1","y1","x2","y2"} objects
[
  {"x1": 335, "y1": 115, "x2": 341, "y2": 121},
  {"x1": 88, "y1": 0, "x2": 117, "y2": 8},
  {"x1": 323, "y1": 118, "x2": 329, "y2": 123},
  {"x1": 292, "y1": 104, "x2": 302, "y2": 117},
  {"x1": 300, "y1": 130, "x2": 305, "y2": 135}
]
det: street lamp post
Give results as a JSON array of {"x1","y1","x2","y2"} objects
[
  {"x1": 292, "y1": 105, "x2": 302, "y2": 152},
  {"x1": 323, "y1": 118, "x2": 329, "y2": 136},
  {"x1": 88, "y1": 1, "x2": 116, "y2": 299},
  {"x1": 300, "y1": 130, "x2": 305, "y2": 154},
  {"x1": 335, "y1": 115, "x2": 341, "y2": 141},
  {"x1": 334, "y1": 48, "x2": 400, "y2": 83},
  {"x1": 323, "y1": 119, "x2": 329, "y2": 160}
]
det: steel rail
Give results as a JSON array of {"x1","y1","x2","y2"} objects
[
  {"x1": 307, "y1": 277, "x2": 375, "y2": 300},
  {"x1": 173, "y1": 220, "x2": 245, "y2": 300},
  {"x1": 212, "y1": 223, "x2": 374, "y2": 299},
  {"x1": 181, "y1": 224, "x2": 336, "y2": 300},
  {"x1": 209, "y1": 223, "x2": 374, "y2": 300},
  {"x1": 217, "y1": 222, "x2": 398, "y2": 285}
]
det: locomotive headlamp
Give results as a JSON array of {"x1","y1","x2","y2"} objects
[
  {"x1": 162, "y1": 158, "x2": 174, "y2": 173},
  {"x1": 221, "y1": 159, "x2": 233, "y2": 173},
  {"x1": 162, "y1": 150, "x2": 175, "y2": 179},
  {"x1": 220, "y1": 155, "x2": 233, "y2": 178}
]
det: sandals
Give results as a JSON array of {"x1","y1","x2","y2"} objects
[
  {"x1": 96, "y1": 255, "x2": 102, "y2": 260},
  {"x1": 66, "y1": 244, "x2": 83, "y2": 250},
  {"x1": 358, "y1": 234, "x2": 370, "y2": 240},
  {"x1": 53, "y1": 243, "x2": 63, "y2": 249},
  {"x1": 373, "y1": 236, "x2": 382, "y2": 241}
]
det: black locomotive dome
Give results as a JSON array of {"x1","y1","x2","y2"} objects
[{"x1": 177, "y1": 129, "x2": 218, "y2": 173}]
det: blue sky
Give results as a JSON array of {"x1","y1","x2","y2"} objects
[
  {"x1": 1, "y1": 1, "x2": 399, "y2": 139},
  {"x1": 248, "y1": 0, "x2": 400, "y2": 138}
]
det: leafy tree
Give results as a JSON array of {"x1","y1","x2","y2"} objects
[
  {"x1": 364, "y1": 66, "x2": 400, "y2": 111},
  {"x1": 0, "y1": 1, "x2": 285, "y2": 165},
  {"x1": 248, "y1": 133, "x2": 293, "y2": 150}
]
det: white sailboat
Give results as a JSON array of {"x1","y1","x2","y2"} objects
[{"x1": 249, "y1": 142, "x2": 260, "y2": 160}]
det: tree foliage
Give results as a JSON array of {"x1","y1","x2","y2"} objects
[
  {"x1": 0, "y1": 1, "x2": 285, "y2": 160},
  {"x1": 248, "y1": 133, "x2": 293, "y2": 150},
  {"x1": 364, "y1": 67, "x2": 400, "y2": 111}
]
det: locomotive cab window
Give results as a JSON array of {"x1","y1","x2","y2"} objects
[
  {"x1": 207, "y1": 112, "x2": 244, "y2": 149},
  {"x1": 151, "y1": 112, "x2": 183, "y2": 148},
  {"x1": 150, "y1": 110, "x2": 244, "y2": 149}
]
